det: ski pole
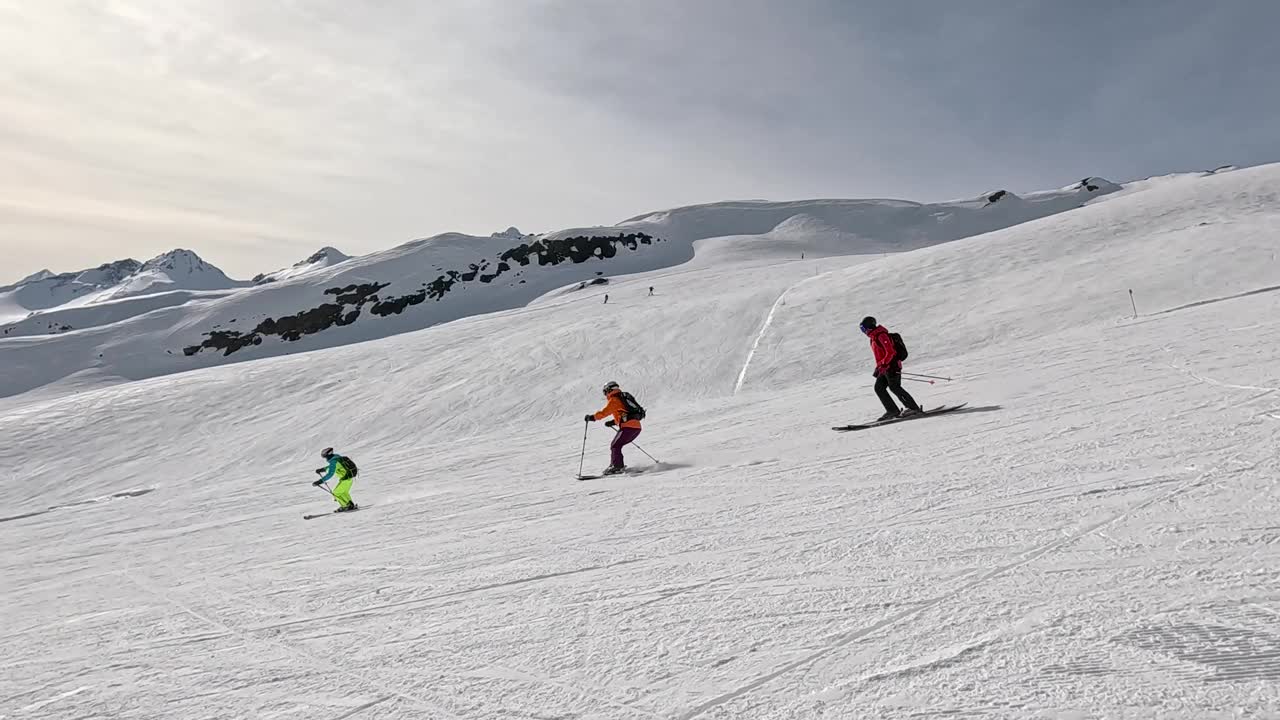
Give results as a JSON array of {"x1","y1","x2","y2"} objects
[
  {"x1": 632, "y1": 442, "x2": 661, "y2": 464},
  {"x1": 901, "y1": 371, "x2": 952, "y2": 382},
  {"x1": 612, "y1": 426, "x2": 661, "y2": 464},
  {"x1": 577, "y1": 421, "x2": 589, "y2": 478},
  {"x1": 902, "y1": 376, "x2": 935, "y2": 385}
]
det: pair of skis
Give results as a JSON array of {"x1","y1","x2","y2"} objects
[
  {"x1": 303, "y1": 505, "x2": 366, "y2": 520},
  {"x1": 831, "y1": 403, "x2": 968, "y2": 432},
  {"x1": 577, "y1": 466, "x2": 656, "y2": 481}
]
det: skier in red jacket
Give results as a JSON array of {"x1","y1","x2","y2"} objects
[{"x1": 860, "y1": 316, "x2": 922, "y2": 421}]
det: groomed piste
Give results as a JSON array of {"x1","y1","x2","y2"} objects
[{"x1": 3, "y1": 165, "x2": 1279, "y2": 718}]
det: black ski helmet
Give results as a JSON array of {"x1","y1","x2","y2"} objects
[
  {"x1": 320, "y1": 447, "x2": 335, "y2": 460},
  {"x1": 859, "y1": 316, "x2": 877, "y2": 332},
  {"x1": 602, "y1": 381, "x2": 620, "y2": 395}
]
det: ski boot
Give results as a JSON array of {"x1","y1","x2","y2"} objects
[
  {"x1": 601, "y1": 465, "x2": 627, "y2": 476},
  {"x1": 898, "y1": 407, "x2": 922, "y2": 418}
]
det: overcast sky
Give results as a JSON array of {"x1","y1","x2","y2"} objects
[{"x1": 2, "y1": 0, "x2": 1277, "y2": 283}]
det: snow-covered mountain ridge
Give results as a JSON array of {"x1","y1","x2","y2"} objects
[
  {"x1": 0, "y1": 249, "x2": 240, "y2": 328},
  {"x1": 0, "y1": 173, "x2": 1136, "y2": 398}
]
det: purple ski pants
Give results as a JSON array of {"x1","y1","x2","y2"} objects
[{"x1": 611, "y1": 427, "x2": 641, "y2": 467}]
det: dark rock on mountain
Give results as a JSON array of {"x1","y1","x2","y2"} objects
[{"x1": 184, "y1": 232, "x2": 664, "y2": 357}]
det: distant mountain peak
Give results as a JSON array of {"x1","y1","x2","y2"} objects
[
  {"x1": 252, "y1": 247, "x2": 352, "y2": 285},
  {"x1": 1073, "y1": 177, "x2": 1120, "y2": 193},
  {"x1": 142, "y1": 248, "x2": 211, "y2": 274},
  {"x1": 296, "y1": 246, "x2": 350, "y2": 267},
  {"x1": 98, "y1": 258, "x2": 143, "y2": 272},
  {"x1": 491, "y1": 227, "x2": 527, "y2": 240},
  {"x1": 19, "y1": 269, "x2": 55, "y2": 284},
  {"x1": 73, "y1": 258, "x2": 143, "y2": 286}
]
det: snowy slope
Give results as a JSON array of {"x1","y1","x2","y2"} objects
[
  {"x1": 0, "y1": 177, "x2": 1119, "y2": 399},
  {"x1": 739, "y1": 166, "x2": 1280, "y2": 393},
  {"x1": 2, "y1": 163, "x2": 1279, "y2": 718},
  {"x1": 0, "y1": 288, "x2": 241, "y2": 341},
  {"x1": 623, "y1": 177, "x2": 1119, "y2": 266}
]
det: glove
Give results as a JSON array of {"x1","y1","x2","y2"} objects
[
  {"x1": 312, "y1": 479, "x2": 325, "y2": 487},
  {"x1": 604, "y1": 420, "x2": 616, "y2": 428},
  {"x1": 315, "y1": 468, "x2": 325, "y2": 475},
  {"x1": 872, "y1": 369, "x2": 882, "y2": 378},
  {"x1": 584, "y1": 414, "x2": 595, "y2": 423}
]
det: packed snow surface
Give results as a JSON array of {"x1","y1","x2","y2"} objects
[{"x1": 3, "y1": 165, "x2": 1280, "y2": 718}]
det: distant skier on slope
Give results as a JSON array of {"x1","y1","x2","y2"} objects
[
  {"x1": 313, "y1": 447, "x2": 359, "y2": 512},
  {"x1": 860, "y1": 316, "x2": 923, "y2": 422},
  {"x1": 584, "y1": 381, "x2": 644, "y2": 475}
]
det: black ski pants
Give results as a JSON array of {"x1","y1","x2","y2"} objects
[{"x1": 875, "y1": 370, "x2": 920, "y2": 414}]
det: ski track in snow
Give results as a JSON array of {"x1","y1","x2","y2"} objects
[
  {"x1": 733, "y1": 271, "x2": 828, "y2": 395},
  {"x1": 4, "y1": 165, "x2": 1280, "y2": 718},
  {"x1": 1163, "y1": 360, "x2": 1280, "y2": 395}
]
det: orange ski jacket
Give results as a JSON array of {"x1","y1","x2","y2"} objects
[{"x1": 593, "y1": 390, "x2": 643, "y2": 429}]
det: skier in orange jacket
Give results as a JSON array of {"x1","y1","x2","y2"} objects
[{"x1": 584, "y1": 381, "x2": 643, "y2": 475}]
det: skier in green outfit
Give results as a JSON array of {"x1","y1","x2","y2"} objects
[{"x1": 313, "y1": 447, "x2": 359, "y2": 512}]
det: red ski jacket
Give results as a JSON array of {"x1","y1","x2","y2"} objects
[{"x1": 867, "y1": 325, "x2": 899, "y2": 375}]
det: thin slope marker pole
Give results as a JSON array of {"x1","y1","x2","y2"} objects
[{"x1": 1129, "y1": 289, "x2": 1138, "y2": 319}]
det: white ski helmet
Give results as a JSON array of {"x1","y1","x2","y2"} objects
[
  {"x1": 320, "y1": 447, "x2": 335, "y2": 460},
  {"x1": 602, "y1": 381, "x2": 620, "y2": 395}
]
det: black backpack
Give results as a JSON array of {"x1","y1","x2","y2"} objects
[
  {"x1": 337, "y1": 455, "x2": 358, "y2": 477},
  {"x1": 889, "y1": 332, "x2": 909, "y2": 362},
  {"x1": 619, "y1": 391, "x2": 646, "y2": 421}
]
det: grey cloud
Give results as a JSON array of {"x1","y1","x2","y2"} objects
[{"x1": 1, "y1": 1, "x2": 1275, "y2": 281}]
